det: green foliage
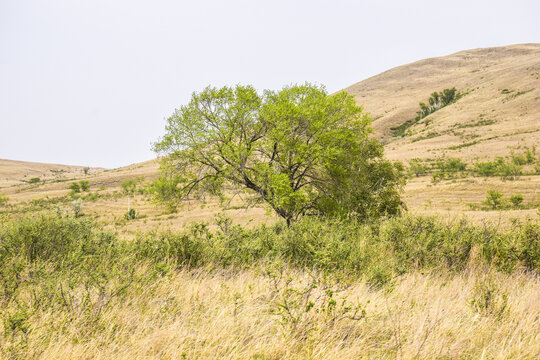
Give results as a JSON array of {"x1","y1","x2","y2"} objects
[
  {"x1": 121, "y1": 179, "x2": 137, "y2": 196},
  {"x1": 509, "y1": 194, "x2": 524, "y2": 207},
  {"x1": 154, "y1": 83, "x2": 405, "y2": 224},
  {"x1": 125, "y1": 208, "x2": 137, "y2": 220},
  {"x1": 474, "y1": 157, "x2": 522, "y2": 180},
  {"x1": 79, "y1": 180, "x2": 90, "y2": 192},
  {"x1": 1, "y1": 212, "x2": 539, "y2": 356},
  {"x1": 148, "y1": 176, "x2": 183, "y2": 212},
  {"x1": 431, "y1": 158, "x2": 468, "y2": 182},
  {"x1": 485, "y1": 190, "x2": 503, "y2": 209},
  {"x1": 407, "y1": 158, "x2": 428, "y2": 177},
  {"x1": 28, "y1": 177, "x2": 41, "y2": 184},
  {"x1": 525, "y1": 146, "x2": 536, "y2": 164},
  {"x1": 0, "y1": 212, "x2": 538, "y2": 346},
  {"x1": 68, "y1": 182, "x2": 80, "y2": 193},
  {"x1": 438, "y1": 158, "x2": 467, "y2": 172}
]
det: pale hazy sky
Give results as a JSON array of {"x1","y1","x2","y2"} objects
[{"x1": 1, "y1": 0, "x2": 538, "y2": 168}]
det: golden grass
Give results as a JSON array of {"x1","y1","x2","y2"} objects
[
  {"x1": 345, "y1": 43, "x2": 540, "y2": 163},
  {"x1": 3, "y1": 265, "x2": 539, "y2": 359}
]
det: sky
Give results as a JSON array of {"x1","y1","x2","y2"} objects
[{"x1": 1, "y1": 0, "x2": 539, "y2": 168}]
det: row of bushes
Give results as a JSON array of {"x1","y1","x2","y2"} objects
[
  {"x1": 1, "y1": 212, "x2": 538, "y2": 283},
  {"x1": 407, "y1": 147, "x2": 539, "y2": 181}
]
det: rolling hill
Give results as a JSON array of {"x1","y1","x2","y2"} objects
[{"x1": 345, "y1": 43, "x2": 539, "y2": 162}]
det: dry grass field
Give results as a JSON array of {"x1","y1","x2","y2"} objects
[{"x1": 4, "y1": 266, "x2": 540, "y2": 359}]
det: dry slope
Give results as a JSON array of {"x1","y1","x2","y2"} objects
[{"x1": 345, "y1": 43, "x2": 539, "y2": 162}]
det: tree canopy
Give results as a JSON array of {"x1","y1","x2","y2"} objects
[{"x1": 153, "y1": 83, "x2": 405, "y2": 225}]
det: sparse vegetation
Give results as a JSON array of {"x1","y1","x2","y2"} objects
[
  {"x1": 407, "y1": 158, "x2": 428, "y2": 177},
  {"x1": 125, "y1": 208, "x2": 137, "y2": 220},
  {"x1": 121, "y1": 179, "x2": 137, "y2": 212},
  {"x1": 431, "y1": 158, "x2": 468, "y2": 182},
  {"x1": 71, "y1": 198, "x2": 83, "y2": 217},
  {"x1": 455, "y1": 118, "x2": 496, "y2": 128},
  {"x1": 468, "y1": 191, "x2": 538, "y2": 211},
  {"x1": 502, "y1": 88, "x2": 535, "y2": 102},
  {"x1": 474, "y1": 157, "x2": 522, "y2": 180}
]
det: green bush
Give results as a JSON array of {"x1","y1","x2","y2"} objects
[
  {"x1": 510, "y1": 194, "x2": 524, "y2": 207},
  {"x1": 474, "y1": 157, "x2": 522, "y2": 179},
  {"x1": 485, "y1": 190, "x2": 504, "y2": 209},
  {"x1": 408, "y1": 158, "x2": 428, "y2": 177},
  {"x1": 125, "y1": 208, "x2": 137, "y2": 220},
  {"x1": 68, "y1": 182, "x2": 80, "y2": 193},
  {"x1": 431, "y1": 158, "x2": 468, "y2": 182},
  {"x1": 28, "y1": 177, "x2": 41, "y2": 184},
  {"x1": 79, "y1": 180, "x2": 90, "y2": 192}
]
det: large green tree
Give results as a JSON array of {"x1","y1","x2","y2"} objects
[{"x1": 153, "y1": 84, "x2": 405, "y2": 225}]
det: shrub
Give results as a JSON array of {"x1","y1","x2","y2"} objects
[
  {"x1": 431, "y1": 158, "x2": 468, "y2": 181},
  {"x1": 79, "y1": 180, "x2": 90, "y2": 192},
  {"x1": 408, "y1": 158, "x2": 428, "y2": 177},
  {"x1": 68, "y1": 182, "x2": 81, "y2": 193},
  {"x1": 525, "y1": 146, "x2": 536, "y2": 164},
  {"x1": 474, "y1": 157, "x2": 522, "y2": 179},
  {"x1": 125, "y1": 208, "x2": 137, "y2": 220},
  {"x1": 485, "y1": 190, "x2": 503, "y2": 209},
  {"x1": 509, "y1": 194, "x2": 524, "y2": 207},
  {"x1": 28, "y1": 177, "x2": 41, "y2": 184}
]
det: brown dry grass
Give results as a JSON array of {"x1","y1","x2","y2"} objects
[
  {"x1": 3, "y1": 265, "x2": 539, "y2": 359},
  {"x1": 345, "y1": 43, "x2": 540, "y2": 163}
]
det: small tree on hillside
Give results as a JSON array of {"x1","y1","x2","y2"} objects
[
  {"x1": 79, "y1": 180, "x2": 90, "y2": 192},
  {"x1": 153, "y1": 83, "x2": 405, "y2": 225},
  {"x1": 69, "y1": 182, "x2": 81, "y2": 194},
  {"x1": 485, "y1": 190, "x2": 503, "y2": 209}
]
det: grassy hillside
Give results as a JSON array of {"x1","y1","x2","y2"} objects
[
  {"x1": 345, "y1": 43, "x2": 539, "y2": 162},
  {"x1": 1, "y1": 44, "x2": 539, "y2": 232}
]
